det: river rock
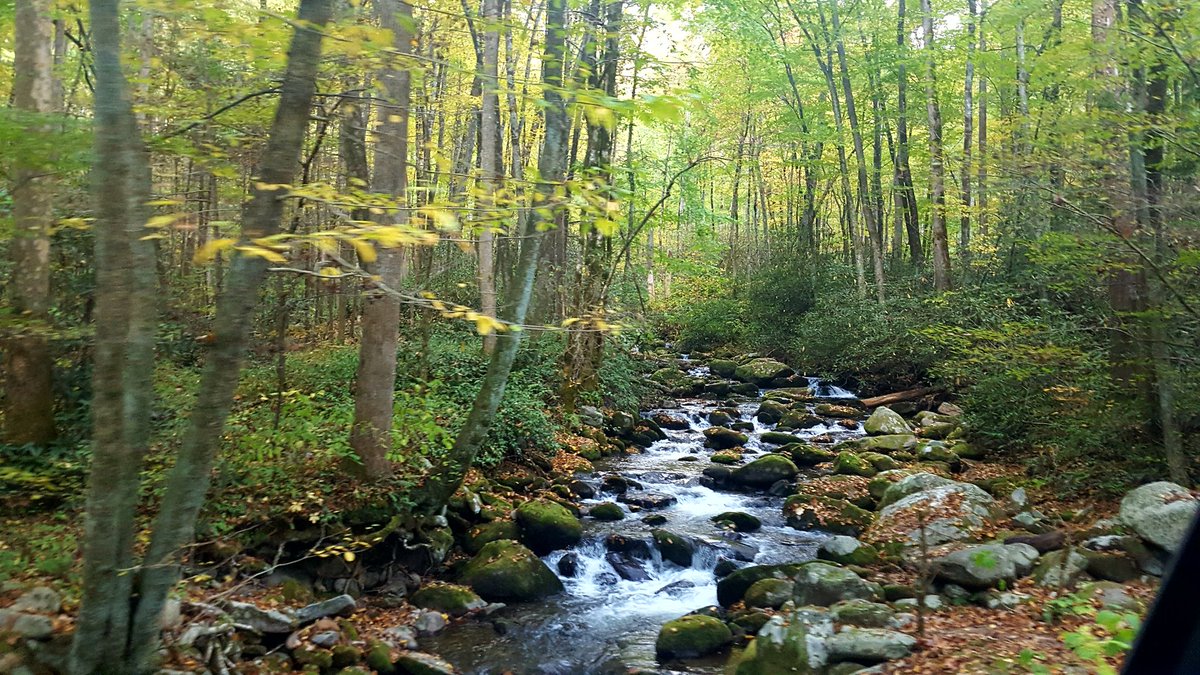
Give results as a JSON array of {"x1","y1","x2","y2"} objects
[
  {"x1": 833, "y1": 452, "x2": 877, "y2": 478},
  {"x1": 787, "y1": 443, "x2": 836, "y2": 466},
  {"x1": 717, "y1": 564, "x2": 804, "y2": 606},
  {"x1": 815, "y1": 403, "x2": 863, "y2": 419},
  {"x1": 709, "y1": 359, "x2": 738, "y2": 378},
  {"x1": 557, "y1": 552, "x2": 579, "y2": 577},
  {"x1": 589, "y1": 502, "x2": 625, "y2": 521},
  {"x1": 778, "y1": 410, "x2": 824, "y2": 430},
  {"x1": 711, "y1": 450, "x2": 742, "y2": 465},
  {"x1": 1119, "y1": 481, "x2": 1199, "y2": 553},
  {"x1": 652, "y1": 529, "x2": 696, "y2": 567},
  {"x1": 731, "y1": 454, "x2": 799, "y2": 487},
  {"x1": 605, "y1": 533, "x2": 653, "y2": 557},
  {"x1": 653, "y1": 412, "x2": 691, "y2": 430},
  {"x1": 785, "y1": 496, "x2": 874, "y2": 536},
  {"x1": 225, "y1": 601, "x2": 296, "y2": 633},
  {"x1": 410, "y1": 583, "x2": 486, "y2": 617},
  {"x1": 857, "y1": 434, "x2": 917, "y2": 454},
  {"x1": 1031, "y1": 549, "x2": 1090, "y2": 588},
  {"x1": 744, "y1": 578, "x2": 793, "y2": 609},
  {"x1": 655, "y1": 614, "x2": 733, "y2": 659},
  {"x1": 515, "y1": 499, "x2": 583, "y2": 555},
  {"x1": 1083, "y1": 550, "x2": 1139, "y2": 583},
  {"x1": 735, "y1": 609, "x2": 833, "y2": 675},
  {"x1": 704, "y1": 426, "x2": 749, "y2": 449},
  {"x1": 578, "y1": 405, "x2": 604, "y2": 427},
  {"x1": 12, "y1": 587, "x2": 61, "y2": 614},
  {"x1": 756, "y1": 400, "x2": 790, "y2": 424},
  {"x1": 606, "y1": 552, "x2": 651, "y2": 581},
  {"x1": 830, "y1": 599, "x2": 895, "y2": 628},
  {"x1": 793, "y1": 562, "x2": 883, "y2": 606},
  {"x1": 713, "y1": 511, "x2": 762, "y2": 533},
  {"x1": 0, "y1": 610, "x2": 53, "y2": 639},
  {"x1": 863, "y1": 407, "x2": 912, "y2": 436},
  {"x1": 933, "y1": 543, "x2": 1039, "y2": 589},
  {"x1": 826, "y1": 628, "x2": 916, "y2": 663},
  {"x1": 734, "y1": 358, "x2": 794, "y2": 386},
  {"x1": 294, "y1": 594, "x2": 356, "y2": 625},
  {"x1": 871, "y1": 480, "x2": 996, "y2": 546},
  {"x1": 1077, "y1": 581, "x2": 1146, "y2": 613},
  {"x1": 619, "y1": 491, "x2": 678, "y2": 509},
  {"x1": 761, "y1": 431, "x2": 799, "y2": 445},
  {"x1": 460, "y1": 540, "x2": 564, "y2": 602},
  {"x1": 393, "y1": 651, "x2": 456, "y2": 675},
  {"x1": 818, "y1": 536, "x2": 880, "y2": 566},
  {"x1": 709, "y1": 409, "x2": 736, "y2": 426},
  {"x1": 466, "y1": 520, "x2": 520, "y2": 555}
]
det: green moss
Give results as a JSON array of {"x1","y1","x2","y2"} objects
[
  {"x1": 460, "y1": 539, "x2": 564, "y2": 602},
  {"x1": 655, "y1": 614, "x2": 733, "y2": 659},
  {"x1": 589, "y1": 502, "x2": 625, "y2": 521},
  {"x1": 465, "y1": 520, "x2": 519, "y2": 555},
  {"x1": 410, "y1": 582, "x2": 486, "y2": 617},
  {"x1": 833, "y1": 451, "x2": 877, "y2": 478},
  {"x1": 514, "y1": 499, "x2": 582, "y2": 555}
]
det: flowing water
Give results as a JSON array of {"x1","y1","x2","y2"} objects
[{"x1": 425, "y1": 363, "x2": 862, "y2": 674}]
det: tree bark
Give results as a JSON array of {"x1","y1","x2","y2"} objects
[
  {"x1": 960, "y1": 0, "x2": 976, "y2": 263},
  {"x1": 5, "y1": 0, "x2": 60, "y2": 445},
  {"x1": 421, "y1": 0, "x2": 570, "y2": 511},
  {"x1": 350, "y1": 0, "x2": 413, "y2": 480},
  {"x1": 922, "y1": 0, "x2": 952, "y2": 291},
  {"x1": 896, "y1": 0, "x2": 923, "y2": 266},
  {"x1": 478, "y1": 0, "x2": 501, "y2": 354}
]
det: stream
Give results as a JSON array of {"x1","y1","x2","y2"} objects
[{"x1": 425, "y1": 361, "x2": 862, "y2": 674}]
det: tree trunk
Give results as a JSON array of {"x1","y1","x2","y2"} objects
[
  {"x1": 896, "y1": 0, "x2": 922, "y2": 266},
  {"x1": 922, "y1": 0, "x2": 952, "y2": 291},
  {"x1": 478, "y1": 0, "x2": 501, "y2": 354},
  {"x1": 5, "y1": 0, "x2": 60, "y2": 445},
  {"x1": 122, "y1": 4, "x2": 334, "y2": 669},
  {"x1": 350, "y1": 0, "x2": 413, "y2": 480},
  {"x1": 960, "y1": 0, "x2": 976, "y2": 263},
  {"x1": 421, "y1": 0, "x2": 570, "y2": 511},
  {"x1": 977, "y1": 5, "x2": 988, "y2": 238}
]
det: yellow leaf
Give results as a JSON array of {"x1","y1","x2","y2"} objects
[
  {"x1": 146, "y1": 213, "x2": 183, "y2": 228},
  {"x1": 351, "y1": 239, "x2": 378, "y2": 264},
  {"x1": 474, "y1": 315, "x2": 496, "y2": 335},
  {"x1": 195, "y1": 238, "x2": 237, "y2": 264},
  {"x1": 343, "y1": 551, "x2": 356, "y2": 562},
  {"x1": 318, "y1": 267, "x2": 343, "y2": 278}
]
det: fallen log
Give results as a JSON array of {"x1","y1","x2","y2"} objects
[{"x1": 859, "y1": 386, "x2": 943, "y2": 408}]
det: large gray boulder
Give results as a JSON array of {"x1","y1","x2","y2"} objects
[
  {"x1": 734, "y1": 358, "x2": 794, "y2": 386},
  {"x1": 1119, "y1": 481, "x2": 1199, "y2": 553},
  {"x1": 826, "y1": 628, "x2": 917, "y2": 663},
  {"x1": 934, "y1": 543, "x2": 1039, "y2": 589},
  {"x1": 877, "y1": 472, "x2": 956, "y2": 508},
  {"x1": 871, "y1": 480, "x2": 996, "y2": 547},
  {"x1": 734, "y1": 609, "x2": 832, "y2": 675},
  {"x1": 863, "y1": 407, "x2": 913, "y2": 436},
  {"x1": 793, "y1": 562, "x2": 883, "y2": 606}
]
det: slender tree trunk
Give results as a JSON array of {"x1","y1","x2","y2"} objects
[
  {"x1": 960, "y1": 0, "x2": 976, "y2": 264},
  {"x1": 922, "y1": 0, "x2": 952, "y2": 291},
  {"x1": 70, "y1": 0, "x2": 158, "y2": 670},
  {"x1": 350, "y1": 0, "x2": 413, "y2": 480},
  {"x1": 5, "y1": 0, "x2": 60, "y2": 445},
  {"x1": 977, "y1": 5, "x2": 988, "y2": 238},
  {"x1": 421, "y1": 0, "x2": 570, "y2": 511},
  {"x1": 124, "y1": 4, "x2": 334, "y2": 669},
  {"x1": 830, "y1": 0, "x2": 885, "y2": 302},
  {"x1": 478, "y1": 0, "x2": 501, "y2": 353},
  {"x1": 896, "y1": 0, "x2": 922, "y2": 266}
]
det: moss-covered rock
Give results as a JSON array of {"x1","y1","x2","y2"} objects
[
  {"x1": 711, "y1": 450, "x2": 742, "y2": 465},
  {"x1": 760, "y1": 431, "x2": 799, "y2": 445},
  {"x1": 755, "y1": 400, "x2": 790, "y2": 424},
  {"x1": 733, "y1": 358, "x2": 794, "y2": 386},
  {"x1": 717, "y1": 563, "x2": 804, "y2": 606},
  {"x1": 833, "y1": 452, "x2": 877, "y2": 478},
  {"x1": 735, "y1": 610, "x2": 830, "y2": 675},
  {"x1": 703, "y1": 426, "x2": 749, "y2": 449},
  {"x1": 589, "y1": 502, "x2": 625, "y2": 521},
  {"x1": 713, "y1": 511, "x2": 762, "y2": 533},
  {"x1": 460, "y1": 540, "x2": 564, "y2": 602},
  {"x1": 859, "y1": 451, "x2": 898, "y2": 472},
  {"x1": 744, "y1": 578, "x2": 793, "y2": 609},
  {"x1": 794, "y1": 562, "x2": 883, "y2": 606},
  {"x1": 655, "y1": 614, "x2": 733, "y2": 659},
  {"x1": 731, "y1": 454, "x2": 799, "y2": 487},
  {"x1": 778, "y1": 410, "x2": 824, "y2": 429},
  {"x1": 858, "y1": 434, "x2": 916, "y2": 454},
  {"x1": 465, "y1": 520, "x2": 520, "y2": 555},
  {"x1": 392, "y1": 651, "x2": 457, "y2": 675},
  {"x1": 785, "y1": 496, "x2": 874, "y2": 536},
  {"x1": 652, "y1": 529, "x2": 695, "y2": 567},
  {"x1": 830, "y1": 599, "x2": 896, "y2": 628},
  {"x1": 410, "y1": 582, "x2": 486, "y2": 617},
  {"x1": 818, "y1": 535, "x2": 880, "y2": 566},
  {"x1": 708, "y1": 359, "x2": 738, "y2": 378},
  {"x1": 364, "y1": 640, "x2": 395, "y2": 674},
  {"x1": 863, "y1": 406, "x2": 913, "y2": 435},
  {"x1": 787, "y1": 443, "x2": 836, "y2": 466},
  {"x1": 815, "y1": 403, "x2": 864, "y2": 419},
  {"x1": 515, "y1": 499, "x2": 583, "y2": 555},
  {"x1": 708, "y1": 409, "x2": 737, "y2": 426}
]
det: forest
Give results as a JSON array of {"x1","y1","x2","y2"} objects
[{"x1": 1, "y1": 0, "x2": 1198, "y2": 672}]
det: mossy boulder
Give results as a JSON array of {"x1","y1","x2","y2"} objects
[
  {"x1": 863, "y1": 406, "x2": 913, "y2": 436},
  {"x1": 830, "y1": 599, "x2": 896, "y2": 628},
  {"x1": 651, "y1": 367, "x2": 689, "y2": 388},
  {"x1": 755, "y1": 400, "x2": 790, "y2": 424},
  {"x1": 655, "y1": 614, "x2": 733, "y2": 659},
  {"x1": 515, "y1": 498, "x2": 583, "y2": 554},
  {"x1": 793, "y1": 562, "x2": 883, "y2": 606},
  {"x1": 708, "y1": 359, "x2": 739, "y2": 378},
  {"x1": 785, "y1": 496, "x2": 874, "y2": 536},
  {"x1": 734, "y1": 358, "x2": 794, "y2": 386},
  {"x1": 410, "y1": 583, "x2": 486, "y2": 617},
  {"x1": 787, "y1": 443, "x2": 836, "y2": 466},
  {"x1": 735, "y1": 610, "x2": 831, "y2": 675},
  {"x1": 460, "y1": 540, "x2": 564, "y2": 602},
  {"x1": 652, "y1": 529, "x2": 695, "y2": 567},
  {"x1": 818, "y1": 536, "x2": 880, "y2": 566},
  {"x1": 833, "y1": 452, "x2": 877, "y2": 478},
  {"x1": 731, "y1": 454, "x2": 799, "y2": 487},
  {"x1": 589, "y1": 502, "x2": 625, "y2": 521},
  {"x1": 717, "y1": 563, "x2": 804, "y2": 606},
  {"x1": 858, "y1": 434, "x2": 917, "y2": 454},
  {"x1": 815, "y1": 403, "x2": 864, "y2": 419},
  {"x1": 778, "y1": 410, "x2": 824, "y2": 429},
  {"x1": 708, "y1": 409, "x2": 737, "y2": 426},
  {"x1": 859, "y1": 451, "x2": 898, "y2": 472},
  {"x1": 744, "y1": 578, "x2": 793, "y2": 609},
  {"x1": 711, "y1": 450, "x2": 742, "y2": 465},
  {"x1": 393, "y1": 651, "x2": 457, "y2": 675},
  {"x1": 465, "y1": 520, "x2": 520, "y2": 555},
  {"x1": 704, "y1": 426, "x2": 749, "y2": 449},
  {"x1": 760, "y1": 431, "x2": 799, "y2": 445},
  {"x1": 713, "y1": 511, "x2": 762, "y2": 533}
]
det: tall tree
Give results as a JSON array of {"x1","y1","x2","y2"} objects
[
  {"x1": 921, "y1": 0, "x2": 952, "y2": 291},
  {"x1": 895, "y1": 0, "x2": 922, "y2": 266},
  {"x1": 960, "y1": 0, "x2": 977, "y2": 262},
  {"x1": 421, "y1": 0, "x2": 571, "y2": 510},
  {"x1": 349, "y1": 0, "x2": 414, "y2": 480},
  {"x1": 478, "y1": 0, "x2": 502, "y2": 353},
  {"x1": 5, "y1": 0, "x2": 60, "y2": 445}
]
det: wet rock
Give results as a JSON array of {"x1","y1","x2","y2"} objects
[
  {"x1": 414, "y1": 610, "x2": 448, "y2": 636},
  {"x1": 653, "y1": 412, "x2": 691, "y2": 430},
  {"x1": 833, "y1": 452, "x2": 877, "y2": 478},
  {"x1": 793, "y1": 562, "x2": 883, "y2": 606},
  {"x1": 830, "y1": 599, "x2": 895, "y2": 628},
  {"x1": 643, "y1": 513, "x2": 669, "y2": 526},
  {"x1": 225, "y1": 601, "x2": 296, "y2": 633},
  {"x1": 1119, "y1": 481, "x2": 1199, "y2": 553},
  {"x1": 713, "y1": 511, "x2": 762, "y2": 533},
  {"x1": 760, "y1": 431, "x2": 799, "y2": 445},
  {"x1": 708, "y1": 409, "x2": 736, "y2": 426},
  {"x1": 863, "y1": 407, "x2": 912, "y2": 436},
  {"x1": 410, "y1": 583, "x2": 485, "y2": 617},
  {"x1": 557, "y1": 552, "x2": 579, "y2": 577},
  {"x1": 465, "y1": 520, "x2": 520, "y2": 555},
  {"x1": 731, "y1": 454, "x2": 799, "y2": 487},
  {"x1": 656, "y1": 614, "x2": 733, "y2": 659},
  {"x1": 589, "y1": 502, "x2": 625, "y2": 521},
  {"x1": 826, "y1": 628, "x2": 916, "y2": 663},
  {"x1": 381, "y1": 625, "x2": 419, "y2": 650},
  {"x1": 756, "y1": 401, "x2": 790, "y2": 425},
  {"x1": 735, "y1": 609, "x2": 832, "y2": 675},
  {"x1": 393, "y1": 651, "x2": 456, "y2": 675},
  {"x1": 704, "y1": 426, "x2": 749, "y2": 449},
  {"x1": 818, "y1": 536, "x2": 880, "y2": 566},
  {"x1": 778, "y1": 410, "x2": 824, "y2": 429},
  {"x1": 295, "y1": 594, "x2": 356, "y2": 624},
  {"x1": 601, "y1": 474, "x2": 639, "y2": 494},
  {"x1": 652, "y1": 529, "x2": 696, "y2": 567},
  {"x1": 815, "y1": 403, "x2": 864, "y2": 419},
  {"x1": 714, "y1": 559, "x2": 740, "y2": 578},
  {"x1": 578, "y1": 405, "x2": 604, "y2": 427},
  {"x1": 655, "y1": 580, "x2": 697, "y2": 596},
  {"x1": 709, "y1": 359, "x2": 739, "y2": 378},
  {"x1": 619, "y1": 492, "x2": 678, "y2": 510},
  {"x1": 785, "y1": 495, "x2": 874, "y2": 536},
  {"x1": 605, "y1": 533, "x2": 653, "y2": 557},
  {"x1": 711, "y1": 450, "x2": 742, "y2": 465},
  {"x1": 515, "y1": 498, "x2": 583, "y2": 555},
  {"x1": 310, "y1": 630, "x2": 341, "y2": 648},
  {"x1": 460, "y1": 540, "x2": 563, "y2": 602},
  {"x1": 568, "y1": 480, "x2": 596, "y2": 499},
  {"x1": 744, "y1": 578, "x2": 793, "y2": 609},
  {"x1": 787, "y1": 443, "x2": 836, "y2": 466},
  {"x1": 933, "y1": 543, "x2": 1040, "y2": 590},
  {"x1": 717, "y1": 564, "x2": 804, "y2": 606},
  {"x1": 606, "y1": 552, "x2": 651, "y2": 581}
]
